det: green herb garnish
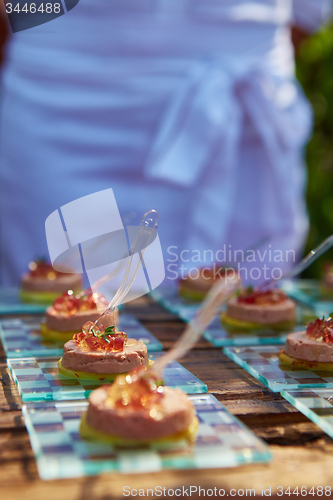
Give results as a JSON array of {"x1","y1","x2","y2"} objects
[
  {"x1": 104, "y1": 326, "x2": 115, "y2": 335},
  {"x1": 88, "y1": 324, "x2": 116, "y2": 341}
]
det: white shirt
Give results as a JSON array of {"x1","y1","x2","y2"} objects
[{"x1": 0, "y1": 0, "x2": 331, "y2": 285}]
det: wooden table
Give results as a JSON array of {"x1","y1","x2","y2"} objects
[{"x1": 1, "y1": 297, "x2": 333, "y2": 500}]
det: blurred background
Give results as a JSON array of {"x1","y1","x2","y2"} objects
[
  {"x1": 0, "y1": 4, "x2": 333, "y2": 284},
  {"x1": 296, "y1": 22, "x2": 333, "y2": 278}
]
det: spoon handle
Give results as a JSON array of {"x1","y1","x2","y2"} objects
[
  {"x1": 77, "y1": 258, "x2": 128, "y2": 299},
  {"x1": 92, "y1": 210, "x2": 159, "y2": 329},
  {"x1": 153, "y1": 275, "x2": 240, "y2": 377}
]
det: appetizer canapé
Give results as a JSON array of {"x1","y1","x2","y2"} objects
[
  {"x1": 279, "y1": 316, "x2": 333, "y2": 371},
  {"x1": 221, "y1": 287, "x2": 296, "y2": 331},
  {"x1": 40, "y1": 290, "x2": 118, "y2": 342},
  {"x1": 179, "y1": 266, "x2": 241, "y2": 302},
  {"x1": 58, "y1": 321, "x2": 150, "y2": 380},
  {"x1": 80, "y1": 367, "x2": 198, "y2": 449},
  {"x1": 21, "y1": 259, "x2": 82, "y2": 304}
]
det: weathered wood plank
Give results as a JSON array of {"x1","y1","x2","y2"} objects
[
  {"x1": 1, "y1": 303, "x2": 333, "y2": 498},
  {"x1": 0, "y1": 430, "x2": 34, "y2": 462},
  {"x1": 2, "y1": 445, "x2": 333, "y2": 499}
]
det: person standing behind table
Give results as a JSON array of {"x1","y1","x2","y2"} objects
[{"x1": 0, "y1": 0, "x2": 331, "y2": 287}]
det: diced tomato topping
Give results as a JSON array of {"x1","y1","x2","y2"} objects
[
  {"x1": 50, "y1": 291, "x2": 107, "y2": 317},
  {"x1": 73, "y1": 332, "x2": 85, "y2": 343},
  {"x1": 111, "y1": 366, "x2": 164, "y2": 411},
  {"x1": 73, "y1": 321, "x2": 126, "y2": 352},
  {"x1": 28, "y1": 260, "x2": 63, "y2": 279},
  {"x1": 84, "y1": 335, "x2": 101, "y2": 350},
  {"x1": 82, "y1": 321, "x2": 94, "y2": 335},
  {"x1": 306, "y1": 317, "x2": 333, "y2": 343},
  {"x1": 114, "y1": 336, "x2": 125, "y2": 351},
  {"x1": 113, "y1": 331, "x2": 128, "y2": 341},
  {"x1": 237, "y1": 287, "x2": 287, "y2": 305}
]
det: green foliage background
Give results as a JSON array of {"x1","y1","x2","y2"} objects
[{"x1": 296, "y1": 25, "x2": 333, "y2": 278}]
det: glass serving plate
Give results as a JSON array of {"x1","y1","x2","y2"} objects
[
  {"x1": 223, "y1": 345, "x2": 333, "y2": 392},
  {"x1": 22, "y1": 394, "x2": 271, "y2": 480},
  {"x1": 7, "y1": 354, "x2": 207, "y2": 402},
  {"x1": 281, "y1": 388, "x2": 333, "y2": 438},
  {"x1": 0, "y1": 313, "x2": 163, "y2": 358},
  {"x1": 281, "y1": 279, "x2": 333, "y2": 317},
  {"x1": 151, "y1": 288, "x2": 305, "y2": 347}
]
